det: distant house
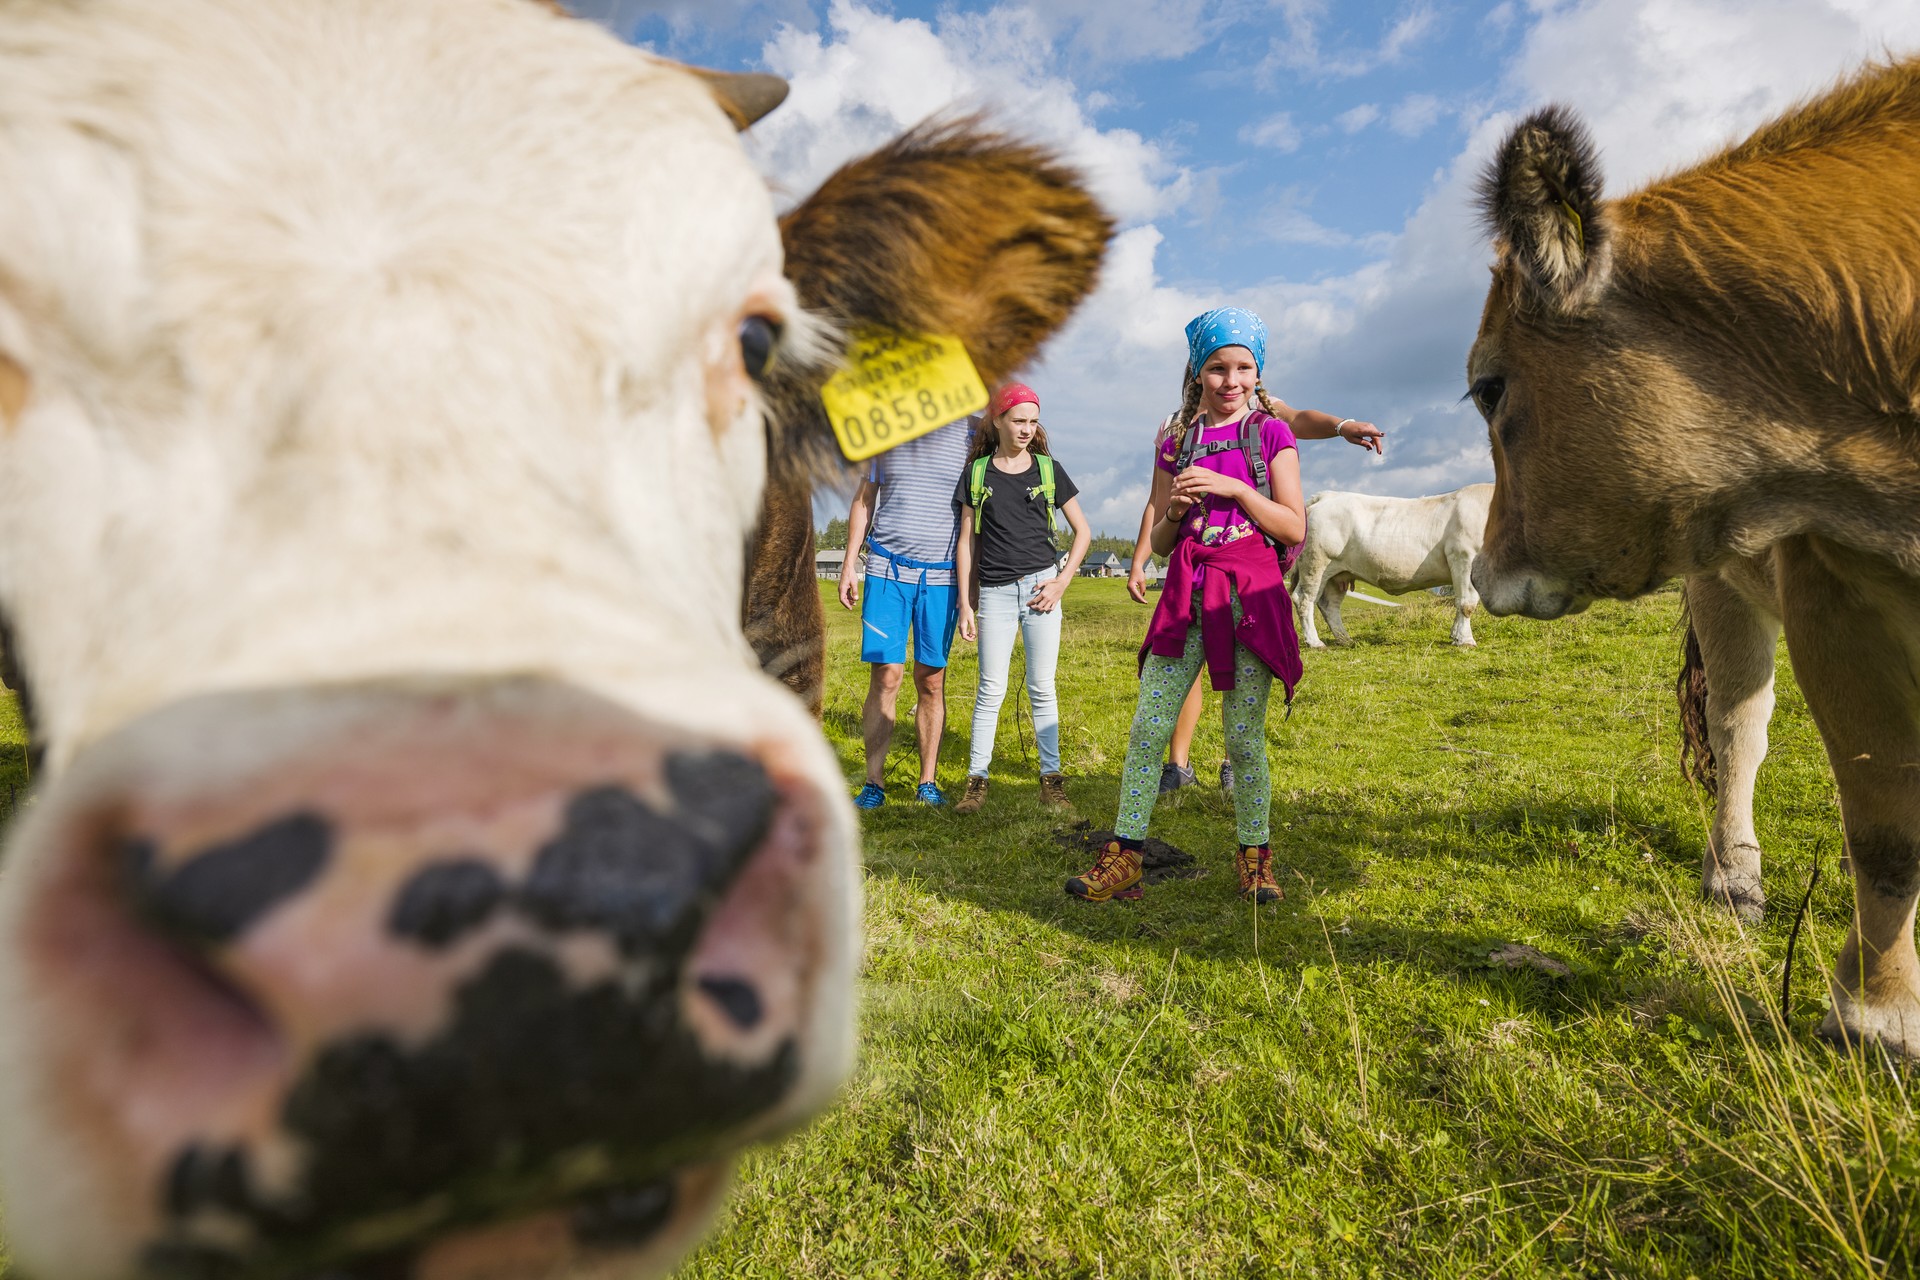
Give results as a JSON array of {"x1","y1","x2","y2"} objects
[
  {"x1": 1079, "y1": 551, "x2": 1124, "y2": 578},
  {"x1": 814, "y1": 548, "x2": 846, "y2": 579}
]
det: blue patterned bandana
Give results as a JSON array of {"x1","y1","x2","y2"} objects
[{"x1": 1184, "y1": 307, "x2": 1267, "y2": 378}]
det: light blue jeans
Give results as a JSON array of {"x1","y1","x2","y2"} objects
[{"x1": 968, "y1": 567, "x2": 1063, "y2": 777}]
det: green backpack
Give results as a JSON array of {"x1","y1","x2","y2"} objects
[{"x1": 969, "y1": 453, "x2": 1058, "y2": 535}]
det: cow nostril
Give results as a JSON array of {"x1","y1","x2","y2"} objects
[
  {"x1": 166, "y1": 1142, "x2": 255, "y2": 1220},
  {"x1": 389, "y1": 859, "x2": 507, "y2": 948},
  {"x1": 664, "y1": 751, "x2": 776, "y2": 858},
  {"x1": 517, "y1": 751, "x2": 776, "y2": 959},
  {"x1": 122, "y1": 812, "x2": 333, "y2": 945},
  {"x1": 695, "y1": 976, "x2": 763, "y2": 1030},
  {"x1": 571, "y1": 1180, "x2": 676, "y2": 1249}
]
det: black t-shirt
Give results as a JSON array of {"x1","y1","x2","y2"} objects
[{"x1": 955, "y1": 454, "x2": 1079, "y2": 587}]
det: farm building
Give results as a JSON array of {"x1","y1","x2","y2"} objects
[
  {"x1": 815, "y1": 548, "x2": 846, "y2": 579},
  {"x1": 1079, "y1": 551, "x2": 1124, "y2": 578}
]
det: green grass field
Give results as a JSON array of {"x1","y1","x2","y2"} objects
[{"x1": 674, "y1": 578, "x2": 1917, "y2": 1279}]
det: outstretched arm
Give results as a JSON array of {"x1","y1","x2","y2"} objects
[{"x1": 1266, "y1": 395, "x2": 1384, "y2": 455}]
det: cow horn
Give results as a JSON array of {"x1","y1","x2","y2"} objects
[{"x1": 690, "y1": 69, "x2": 790, "y2": 130}]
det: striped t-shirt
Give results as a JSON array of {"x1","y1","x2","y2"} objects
[{"x1": 862, "y1": 417, "x2": 975, "y2": 586}]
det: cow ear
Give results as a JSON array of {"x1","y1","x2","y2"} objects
[
  {"x1": 765, "y1": 116, "x2": 1112, "y2": 475},
  {"x1": 1478, "y1": 105, "x2": 1608, "y2": 309}
]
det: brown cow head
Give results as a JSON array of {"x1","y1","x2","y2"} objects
[
  {"x1": 0, "y1": 4, "x2": 1108, "y2": 1280},
  {"x1": 1467, "y1": 107, "x2": 1763, "y2": 617}
]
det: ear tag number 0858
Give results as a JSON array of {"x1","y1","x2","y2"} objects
[{"x1": 820, "y1": 330, "x2": 988, "y2": 463}]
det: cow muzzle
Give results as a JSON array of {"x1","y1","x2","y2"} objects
[
  {"x1": 0, "y1": 678, "x2": 849, "y2": 1280},
  {"x1": 1469, "y1": 553, "x2": 1586, "y2": 620}
]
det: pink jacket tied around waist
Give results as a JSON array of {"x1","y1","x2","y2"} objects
[{"x1": 1140, "y1": 531, "x2": 1303, "y2": 699}]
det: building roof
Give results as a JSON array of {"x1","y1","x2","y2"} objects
[{"x1": 815, "y1": 548, "x2": 847, "y2": 564}]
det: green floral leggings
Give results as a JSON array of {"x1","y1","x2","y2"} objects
[{"x1": 1116, "y1": 613, "x2": 1274, "y2": 846}]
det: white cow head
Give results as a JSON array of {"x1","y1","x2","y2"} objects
[{"x1": 0, "y1": 3, "x2": 1110, "y2": 1279}]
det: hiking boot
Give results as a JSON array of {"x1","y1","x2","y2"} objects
[
  {"x1": 854, "y1": 782, "x2": 886, "y2": 810},
  {"x1": 915, "y1": 781, "x2": 946, "y2": 807},
  {"x1": 1039, "y1": 773, "x2": 1072, "y2": 811},
  {"x1": 1235, "y1": 844, "x2": 1283, "y2": 904},
  {"x1": 1158, "y1": 762, "x2": 1197, "y2": 794},
  {"x1": 1220, "y1": 760, "x2": 1235, "y2": 795},
  {"x1": 1065, "y1": 839, "x2": 1143, "y2": 903},
  {"x1": 955, "y1": 775, "x2": 990, "y2": 814}
]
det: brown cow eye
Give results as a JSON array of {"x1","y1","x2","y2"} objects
[
  {"x1": 739, "y1": 315, "x2": 780, "y2": 381},
  {"x1": 1469, "y1": 376, "x2": 1506, "y2": 419}
]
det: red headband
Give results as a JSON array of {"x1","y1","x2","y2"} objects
[{"x1": 990, "y1": 383, "x2": 1039, "y2": 418}]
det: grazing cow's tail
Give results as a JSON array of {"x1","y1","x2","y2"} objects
[{"x1": 1676, "y1": 607, "x2": 1717, "y2": 798}]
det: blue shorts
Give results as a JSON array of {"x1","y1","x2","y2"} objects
[{"x1": 861, "y1": 575, "x2": 959, "y2": 668}]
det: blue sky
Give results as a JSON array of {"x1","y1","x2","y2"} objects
[{"x1": 576, "y1": 0, "x2": 1920, "y2": 533}]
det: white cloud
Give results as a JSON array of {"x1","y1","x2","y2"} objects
[
  {"x1": 1336, "y1": 103, "x2": 1381, "y2": 133},
  {"x1": 1238, "y1": 112, "x2": 1303, "y2": 151},
  {"x1": 750, "y1": 0, "x2": 1190, "y2": 223},
  {"x1": 1388, "y1": 92, "x2": 1446, "y2": 137},
  {"x1": 1012, "y1": 0, "x2": 1223, "y2": 68},
  {"x1": 1262, "y1": 0, "x2": 1443, "y2": 81}
]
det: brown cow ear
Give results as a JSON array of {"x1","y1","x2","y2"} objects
[
  {"x1": 764, "y1": 116, "x2": 1112, "y2": 477},
  {"x1": 1478, "y1": 105, "x2": 1608, "y2": 309}
]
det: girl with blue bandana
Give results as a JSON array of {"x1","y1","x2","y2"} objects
[{"x1": 1078, "y1": 308, "x2": 1383, "y2": 905}]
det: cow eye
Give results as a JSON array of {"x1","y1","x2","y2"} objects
[
  {"x1": 1469, "y1": 375, "x2": 1506, "y2": 419},
  {"x1": 739, "y1": 315, "x2": 780, "y2": 381}
]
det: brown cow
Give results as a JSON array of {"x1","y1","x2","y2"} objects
[
  {"x1": 1468, "y1": 57, "x2": 1920, "y2": 1056},
  {"x1": 0, "y1": 3, "x2": 1110, "y2": 1279}
]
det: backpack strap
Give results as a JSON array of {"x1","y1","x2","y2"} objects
[
  {"x1": 1174, "y1": 418, "x2": 1202, "y2": 472},
  {"x1": 968, "y1": 455, "x2": 990, "y2": 533},
  {"x1": 1034, "y1": 454, "x2": 1058, "y2": 535},
  {"x1": 1240, "y1": 411, "x2": 1280, "y2": 549},
  {"x1": 1240, "y1": 411, "x2": 1271, "y2": 500}
]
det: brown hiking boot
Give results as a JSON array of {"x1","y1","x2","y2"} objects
[
  {"x1": 1235, "y1": 845, "x2": 1283, "y2": 904},
  {"x1": 1066, "y1": 840, "x2": 1143, "y2": 903},
  {"x1": 1039, "y1": 772, "x2": 1072, "y2": 811},
  {"x1": 954, "y1": 774, "x2": 990, "y2": 815}
]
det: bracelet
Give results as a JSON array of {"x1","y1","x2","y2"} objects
[{"x1": 1336, "y1": 417, "x2": 1355, "y2": 433}]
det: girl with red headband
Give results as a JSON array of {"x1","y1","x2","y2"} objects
[{"x1": 952, "y1": 383, "x2": 1091, "y2": 814}]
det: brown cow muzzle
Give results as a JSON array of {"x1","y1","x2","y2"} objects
[
  {"x1": 0, "y1": 678, "x2": 842, "y2": 1280},
  {"x1": 1469, "y1": 545, "x2": 1585, "y2": 620}
]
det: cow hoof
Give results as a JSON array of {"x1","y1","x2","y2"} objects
[
  {"x1": 1703, "y1": 882, "x2": 1766, "y2": 924},
  {"x1": 1817, "y1": 1000, "x2": 1920, "y2": 1061},
  {"x1": 1451, "y1": 639, "x2": 1477, "y2": 648}
]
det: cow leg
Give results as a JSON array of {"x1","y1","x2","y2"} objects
[
  {"x1": 1291, "y1": 557, "x2": 1328, "y2": 649},
  {"x1": 1320, "y1": 574, "x2": 1354, "y2": 646},
  {"x1": 1685, "y1": 570, "x2": 1778, "y2": 923},
  {"x1": 1448, "y1": 550, "x2": 1480, "y2": 647},
  {"x1": 1777, "y1": 540, "x2": 1920, "y2": 1057}
]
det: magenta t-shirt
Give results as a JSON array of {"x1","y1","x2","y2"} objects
[{"x1": 1157, "y1": 413, "x2": 1298, "y2": 545}]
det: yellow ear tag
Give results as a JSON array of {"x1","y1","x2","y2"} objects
[{"x1": 819, "y1": 330, "x2": 989, "y2": 462}]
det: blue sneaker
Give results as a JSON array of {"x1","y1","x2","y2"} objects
[
  {"x1": 915, "y1": 781, "x2": 946, "y2": 807},
  {"x1": 854, "y1": 782, "x2": 886, "y2": 810}
]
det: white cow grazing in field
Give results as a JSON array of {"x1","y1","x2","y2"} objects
[
  {"x1": 1291, "y1": 484, "x2": 1493, "y2": 648},
  {"x1": 0, "y1": 3, "x2": 1109, "y2": 1280}
]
